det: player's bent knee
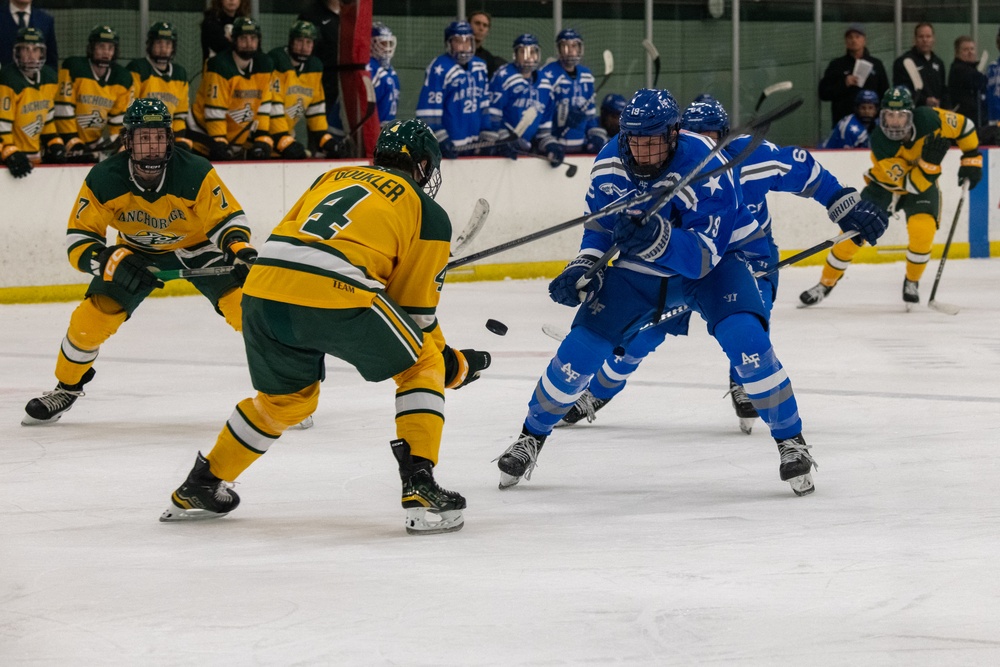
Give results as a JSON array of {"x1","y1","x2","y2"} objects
[
  {"x1": 68, "y1": 296, "x2": 127, "y2": 349},
  {"x1": 395, "y1": 342, "x2": 446, "y2": 393},
  {"x1": 218, "y1": 288, "x2": 244, "y2": 332},
  {"x1": 253, "y1": 382, "x2": 321, "y2": 431},
  {"x1": 907, "y1": 213, "x2": 936, "y2": 252}
]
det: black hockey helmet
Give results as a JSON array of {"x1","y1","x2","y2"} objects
[
  {"x1": 146, "y1": 21, "x2": 178, "y2": 67},
  {"x1": 374, "y1": 119, "x2": 443, "y2": 198},
  {"x1": 122, "y1": 98, "x2": 175, "y2": 175},
  {"x1": 87, "y1": 25, "x2": 119, "y2": 64},
  {"x1": 13, "y1": 27, "x2": 46, "y2": 76}
]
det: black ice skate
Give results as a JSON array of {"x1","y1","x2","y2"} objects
[
  {"x1": 160, "y1": 452, "x2": 241, "y2": 521},
  {"x1": 726, "y1": 378, "x2": 758, "y2": 435},
  {"x1": 391, "y1": 439, "x2": 465, "y2": 535},
  {"x1": 495, "y1": 428, "x2": 546, "y2": 489},
  {"x1": 22, "y1": 368, "x2": 96, "y2": 426},
  {"x1": 798, "y1": 282, "x2": 833, "y2": 308},
  {"x1": 776, "y1": 434, "x2": 817, "y2": 497},
  {"x1": 555, "y1": 390, "x2": 609, "y2": 427},
  {"x1": 903, "y1": 278, "x2": 919, "y2": 311}
]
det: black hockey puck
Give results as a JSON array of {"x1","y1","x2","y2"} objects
[{"x1": 485, "y1": 319, "x2": 508, "y2": 336}]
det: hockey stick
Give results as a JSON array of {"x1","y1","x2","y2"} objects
[
  {"x1": 516, "y1": 148, "x2": 578, "y2": 177},
  {"x1": 754, "y1": 81, "x2": 793, "y2": 112},
  {"x1": 453, "y1": 198, "x2": 490, "y2": 253},
  {"x1": 927, "y1": 180, "x2": 968, "y2": 315},
  {"x1": 642, "y1": 40, "x2": 661, "y2": 87},
  {"x1": 902, "y1": 57, "x2": 924, "y2": 94},
  {"x1": 542, "y1": 303, "x2": 691, "y2": 342},
  {"x1": 753, "y1": 230, "x2": 858, "y2": 279},
  {"x1": 978, "y1": 50, "x2": 990, "y2": 74},
  {"x1": 574, "y1": 96, "x2": 804, "y2": 290},
  {"x1": 446, "y1": 96, "x2": 803, "y2": 271},
  {"x1": 594, "y1": 50, "x2": 615, "y2": 94},
  {"x1": 153, "y1": 265, "x2": 233, "y2": 281},
  {"x1": 455, "y1": 107, "x2": 540, "y2": 153}
]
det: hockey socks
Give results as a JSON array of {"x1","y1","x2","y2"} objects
[{"x1": 715, "y1": 314, "x2": 802, "y2": 441}]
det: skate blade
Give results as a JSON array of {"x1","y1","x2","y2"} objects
[
  {"x1": 288, "y1": 415, "x2": 314, "y2": 430},
  {"x1": 796, "y1": 300, "x2": 819, "y2": 309},
  {"x1": 404, "y1": 508, "x2": 464, "y2": 535},
  {"x1": 498, "y1": 472, "x2": 522, "y2": 489},
  {"x1": 21, "y1": 413, "x2": 63, "y2": 426},
  {"x1": 552, "y1": 419, "x2": 573, "y2": 429},
  {"x1": 788, "y1": 473, "x2": 815, "y2": 497},
  {"x1": 739, "y1": 417, "x2": 755, "y2": 435},
  {"x1": 159, "y1": 505, "x2": 230, "y2": 522}
]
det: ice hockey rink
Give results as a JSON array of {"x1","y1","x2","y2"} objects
[{"x1": 3, "y1": 259, "x2": 999, "y2": 665}]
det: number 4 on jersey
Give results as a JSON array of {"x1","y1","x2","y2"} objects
[{"x1": 301, "y1": 184, "x2": 371, "y2": 240}]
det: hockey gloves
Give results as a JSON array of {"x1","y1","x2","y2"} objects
[
  {"x1": 549, "y1": 254, "x2": 604, "y2": 307},
  {"x1": 564, "y1": 104, "x2": 587, "y2": 128},
  {"x1": 246, "y1": 140, "x2": 272, "y2": 160},
  {"x1": 94, "y1": 245, "x2": 164, "y2": 294},
  {"x1": 916, "y1": 133, "x2": 951, "y2": 184},
  {"x1": 225, "y1": 238, "x2": 258, "y2": 286},
  {"x1": 545, "y1": 142, "x2": 565, "y2": 167},
  {"x1": 277, "y1": 136, "x2": 308, "y2": 160},
  {"x1": 443, "y1": 345, "x2": 492, "y2": 389},
  {"x1": 208, "y1": 139, "x2": 232, "y2": 162},
  {"x1": 959, "y1": 150, "x2": 983, "y2": 190},
  {"x1": 43, "y1": 142, "x2": 67, "y2": 164},
  {"x1": 440, "y1": 140, "x2": 458, "y2": 160},
  {"x1": 3, "y1": 150, "x2": 32, "y2": 178},
  {"x1": 826, "y1": 187, "x2": 889, "y2": 246},
  {"x1": 612, "y1": 208, "x2": 672, "y2": 261}
]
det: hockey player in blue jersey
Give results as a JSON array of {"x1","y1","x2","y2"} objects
[
  {"x1": 557, "y1": 95, "x2": 887, "y2": 447},
  {"x1": 416, "y1": 20, "x2": 489, "y2": 158},
  {"x1": 821, "y1": 89, "x2": 879, "y2": 149},
  {"x1": 494, "y1": 88, "x2": 827, "y2": 497},
  {"x1": 484, "y1": 33, "x2": 544, "y2": 157},
  {"x1": 368, "y1": 22, "x2": 400, "y2": 127},
  {"x1": 535, "y1": 29, "x2": 607, "y2": 164}
]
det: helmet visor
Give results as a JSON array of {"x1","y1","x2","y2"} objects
[{"x1": 514, "y1": 44, "x2": 540, "y2": 75}]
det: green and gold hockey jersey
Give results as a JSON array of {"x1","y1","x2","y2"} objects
[
  {"x1": 244, "y1": 166, "x2": 451, "y2": 332},
  {"x1": 867, "y1": 106, "x2": 979, "y2": 195},
  {"x1": 55, "y1": 56, "x2": 135, "y2": 145},
  {"x1": 191, "y1": 50, "x2": 275, "y2": 144},
  {"x1": 66, "y1": 150, "x2": 249, "y2": 273},
  {"x1": 0, "y1": 64, "x2": 61, "y2": 157},
  {"x1": 267, "y1": 47, "x2": 328, "y2": 138},
  {"x1": 126, "y1": 58, "x2": 190, "y2": 136}
]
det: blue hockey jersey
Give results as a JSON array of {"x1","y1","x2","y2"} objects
[
  {"x1": 536, "y1": 61, "x2": 603, "y2": 152},
  {"x1": 367, "y1": 57, "x2": 400, "y2": 126},
  {"x1": 416, "y1": 53, "x2": 489, "y2": 149},
  {"x1": 486, "y1": 63, "x2": 543, "y2": 141},
  {"x1": 820, "y1": 113, "x2": 874, "y2": 149}
]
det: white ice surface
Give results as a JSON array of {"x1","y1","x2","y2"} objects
[{"x1": 2, "y1": 261, "x2": 999, "y2": 666}]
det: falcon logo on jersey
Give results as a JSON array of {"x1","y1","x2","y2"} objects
[
  {"x1": 599, "y1": 182, "x2": 630, "y2": 198},
  {"x1": 76, "y1": 110, "x2": 106, "y2": 129},
  {"x1": 286, "y1": 98, "x2": 306, "y2": 120},
  {"x1": 227, "y1": 103, "x2": 255, "y2": 124},
  {"x1": 124, "y1": 230, "x2": 185, "y2": 247},
  {"x1": 22, "y1": 114, "x2": 44, "y2": 138}
]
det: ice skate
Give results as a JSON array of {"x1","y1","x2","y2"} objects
[
  {"x1": 902, "y1": 279, "x2": 919, "y2": 312},
  {"x1": 776, "y1": 434, "x2": 817, "y2": 497},
  {"x1": 495, "y1": 429, "x2": 546, "y2": 489},
  {"x1": 22, "y1": 368, "x2": 96, "y2": 426},
  {"x1": 288, "y1": 415, "x2": 314, "y2": 430},
  {"x1": 555, "y1": 390, "x2": 609, "y2": 427},
  {"x1": 726, "y1": 378, "x2": 758, "y2": 435},
  {"x1": 160, "y1": 452, "x2": 240, "y2": 521},
  {"x1": 391, "y1": 439, "x2": 465, "y2": 535},
  {"x1": 798, "y1": 282, "x2": 833, "y2": 308}
]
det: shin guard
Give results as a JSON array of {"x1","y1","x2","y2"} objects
[
  {"x1": 905, "y1": 213, "x2": 936, "y2": 282},
  {"x1": 55, "y1": 296, "x2": 127, "y2": 385}
]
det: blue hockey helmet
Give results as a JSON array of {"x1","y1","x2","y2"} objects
[
  {"x1": 600, "y1": 93, "x2": 627, "y2": 116},
  {"x1": 681, "y1": 97, "x2": 730, "y2": 139},
  {"x1": 445, "y1": 20, "x2": 475, "y2": 65},
  {"x1": 854, "y1": 88, "x2": 880, "y2": 122},
  {"x1": 618, "y1": 88, "x2": 681, "y2": 181},
  {"x1": 371, "y1": 22, "x2": 396, "y2": 68},
  {"x1": 512, "y1": 33, "x2": 541, "y2": 76},
  {"x1": 556, "y1": 28, "x2": 584, "y2": 69}
]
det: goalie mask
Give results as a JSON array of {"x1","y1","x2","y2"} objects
[
  {"x1": 373, "y1": 119, "x2": 443, "y2": 199},
  {"x1": 681, "y1": 96, "x2": 730, "y2": 140},
  {"x1": 13, "y1": 27, "x2": 46, "y2": 77},
  {"x1": 618, "y1": 88, "x2": 681, "y2": 182},
  {"x1": 146, "y1": 21, "x2": 178, "y2": 70},
  {"x1": 444, "y1": 21, "x2": 475, "y2": 66},
  {"x1": 880, "y1": 86, "x2": 915, "y2": 142},
  {"x1": 371, "y1": 22, "x2": 396, "y2": 68},
  {"x1": 87, "y1": 25, "x2": 119, "y2": 66},
  {"x1": 123, "y1": 98, "x2": 174, "y2": 178},
  {"x1": 232, "y1": 17, "x2": 262, "y2": 61},
  {"x1": 512, "y1": 33, "x2": 540, "y2": 77},
  {"x1": 288, "y1": 20, "x2": 318, "y2": 65},
  {"x1": 556, "y1": 28, "x2": 584, "y2": 70}
]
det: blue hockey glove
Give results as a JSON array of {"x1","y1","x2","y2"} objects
[
  {"x1": 564, "y1": 104, "x2": 587, "y2": 128},
  {"x1": 440, "y1": 140, "x2": 458, "y2": 160},
  {"x1": 545, "y1": 142, "x2": 565, "y2": 167},
  {"x1": 584, "y1": 134, "x2": 607, "y2": 154},
  {"x1": 826, "y1": 187, "x2": 888, "y2": 246},
  {"x1": 612, "y1": 208, "x2": 672, "y2": 261},
  {"x1": 549, "y1": 254, "x2": 604, "y2": 307}
]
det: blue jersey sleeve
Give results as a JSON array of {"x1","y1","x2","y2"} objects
[
  {"x1": 416, "y1": 56, "x2": 448, "y2": 139},
  {"x1": 987, "y1": 61, "x2": 1000, "y2": 123}
]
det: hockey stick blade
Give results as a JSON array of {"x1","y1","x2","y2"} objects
[
  {"x1": 153, "y1": 266, "x2": 234, "y2": 281},
  {"x1": 754, "y1": 81, "x2": 793, "y2": 112},
  {"x1": 603, "y1": 50, "x2": 614, "y2": 76},
  {"x1": 453, "y1": 199, "x2": 490, "y2": 254},
  {"x1": 541, "y1": 323, "x2": 567, "y2": 341},
  {"x1": 642, "y1": 40, "x2": 661, "y2": 87},
  {"x1": 928, "y1": 300, "x2": 960, "y2": 315}
]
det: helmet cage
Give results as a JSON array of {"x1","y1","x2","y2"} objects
[
  {"x1": 880, "y1": 109, "x2": 913, "y2": 141},
  {"x1": 288, "y1": 21, "x2": 318, "y2": 64},
  {"x1": 87, "y1": 26, "x2": 119, "y2": 66},
  {"x1": 123, "y1": 99, "x2": 174, "y2": 176},
  {"x1": 13, "y1": 29, "x2": 45, "y2": 76},
  {"x1": 557, "y1": 37, "x2": 583, "y2": 69},
  {"x1": 447, "y1": 35, "x2": 474, "y2": 65},
  {"x1": 513, "y1": 43, "x2": 540, "y2": 76},
  {"x1": 371, "y1": 23, "x2": 396, "y2": 68},
  {"x1": 618, "y1": 89, "x2": 681, "y2": 181},
  {"x1": 146, "y1": 23, "x2": 177, "y2": 68}
]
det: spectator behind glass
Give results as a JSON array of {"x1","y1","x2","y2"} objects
[
  {"x1": 298, "y1": 0, "x2": 342, "y2": 134},
  {"x1": 984, "y1": 27, "x2": 1000, "y2": 145},
  {"x1": 892, "y1": 22, "x2": 948, "y2": 109},
  {"x1": 949, "y1": 36, "x2": 987, "y2": 127},
  {"x1": 468, "y1": 10, "x2": 505, "y2": 78},
  {"x1": 818, "y1": 23, "x2": 890, "y2": 128},
  {"x1": 201, "y1": 0, "x2": 249, "y2": 63},
  {"x1": 1, "y1": 0, "x2": 58, "y2": 68}
]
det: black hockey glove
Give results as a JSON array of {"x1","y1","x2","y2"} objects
[
  {"x1": 920, "y1": 133, "x2": 951, "y2": 165},
  {"x1": 958, "y1": 150, "x2": 982, "y2": 190},
  {"x1": 4, "y1": 150, "x2": 32, "y2": 178},
  {"x1": 440, "y1": 140, "x2": 458, "y2": 160},
  {"x1": 208, "y1": 139, "x2": 232, "y2": 161},
  {"x1": 278, "y1": 137, "x2": 308, "y2": 160},
  {"x1": 246, "y1": 140, "x2": 272, "y2": 160},
  {"x1": 612, "y1": 208, "x2": 672, "y2": 260},
  {"x1": 43, "y1": 142, "x2": 67, "y2": 164},
  {"x1": 443, "y1": 345, "x2": 491, "y2": 389},
  {"x1": 94, "y1": 245, "x2": 164, "y2": 294},
  {"x1": 224, "y1": 239, "x2": 258, "y2": 286},
  {"x1": 549, "y1": 254, "x2": 604, "y2": 307},
  {"x1": 826, "y1": 187, "x2": 889, "y2": 246}
]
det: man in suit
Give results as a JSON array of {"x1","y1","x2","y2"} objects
[{"x1": 1, "y1": 1, "x2": 57, "y2": 69}]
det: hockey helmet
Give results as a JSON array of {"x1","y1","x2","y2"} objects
[
  {"x1": 288, "y1": 20, "x2": 318, "y2": 64},
  {"x1": 556, "y1": 28, "x2": 584, "y2": 69},
  {"x1": 618, "y1": 88, "x2": 681, "y2": 181},
  {"x1": 232, "y1": 17, "x2": 262, "y2": 60},
  {"x1": 146, "y1": 21, "x2": 177, "y2": 68},
  {"x1": 854, "y1": 89, "x2": 880, "y2": 123},
  {"x1": 87, "y1": 25, "x2": 119, "y2": 65},
  {"x1": 371, "y1": 22, "x2": 396, "y2": 68},
  {"x1": 444, "y1": 21, "x2": 474, "y2": 66},
  {"x1": 512, "y1": 33, "x2": 540, "y2": 77},
  {"x1": 123, "y1": 98, "x2": 175, "y2": 175},
  {"x1": 13, "y1": 27, "x2": 46, "y2": 76},
  {"x1": 880, "y1": 86, "x2": 914, "y2": 141},
  {"x1": 681, "y1": 97, "x2": 730, "y2": 139},
  {"x1": 374, "y1": 119, "x2": 443, "y2": 199},
  {"x1": 600, "y1": 94, "x2": 627, "y2": 116}
]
